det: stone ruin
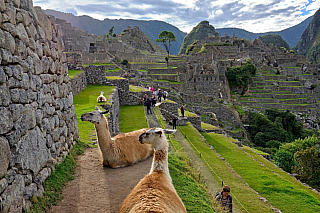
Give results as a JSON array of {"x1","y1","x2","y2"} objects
[{"x1": 0, "y1": 1, "x2": 79, "y2": 212}]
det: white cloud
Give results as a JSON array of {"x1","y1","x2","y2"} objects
[{"x1": 33, "y1": 0, "x2": 320, "y2": 33}]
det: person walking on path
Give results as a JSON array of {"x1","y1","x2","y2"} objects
[
  {"x1": 180, "y1": 105, "x2": 185, "y2": 117},
  {"x1": 143, "y1": 94, "x2": 148, "y2": 106},
  {"x1": 151, "y1": 95, "x2": 157, "y2": 107},
  {"x1": 163, "y1": 91, "x2": 167, "y2": 101},
  {"x1": 172, "y1": 116, "x2": 178, "y2": 129},
  {"x1": 146, "y1": 97, "x2": 152, "y2": 115},
  {"x1": 157, "y1": 89, "x2": 162, "y2": 102},
  {"x1": 215, "y1": 185, "x2": 233, "y2": 213}
]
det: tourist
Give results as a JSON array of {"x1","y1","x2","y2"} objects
[
  {"x1": 146, "y1": 97, "x2": 152, "y2": 115},
  {"x1": 215, "y1": 185, "x2": 233, "y2": 213},
  {"x1": 172, "y1": 116, "x2": 178, "y2": 129},
  {"x1": 163, "y1": 91, "x2": 167, "y2": 101},
  {"x1": 143, "y1": 94, "x2": 148, "y2": 106},
  {"x1": 157, "y1": 89, "x2": 162, "y2": 102},
  {"x1": 180, "y1": 105, "x2": 185, "y2": 117},
  {"x1": 151, "y1": 95, "x2": 157, "y2": 107}
]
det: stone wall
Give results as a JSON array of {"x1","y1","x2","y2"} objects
[
  {"x1": 0, "y1": 3, "x2": 79, "y2": 212},
  {"x1": 70, "y1": 71, "x2": 87, "y2": 96},
  {"x1": 66, "y1": 52, "x2": 82, "y2": 70}
]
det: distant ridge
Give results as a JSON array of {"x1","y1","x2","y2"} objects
[
  {"x1": 216, "y1": 16, "x2": 313, "y2": 48},
  {"x1": 44, "y1": 9, "x2": 187, "y2": 55},
  {"x1": 295, "y1": 8, "x2": 320, "y2": 64}
]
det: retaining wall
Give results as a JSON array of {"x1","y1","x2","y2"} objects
[{"x1": 0, "y1": 4, "x2": 79, "y2": 212}]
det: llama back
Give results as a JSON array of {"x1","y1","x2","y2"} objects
[{"x1": 119, "y1": 172, "x2": 186, "y2": 213}]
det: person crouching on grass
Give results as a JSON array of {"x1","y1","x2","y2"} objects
[{"x1": 215, "y1": 185, "x2": 232, "y2": 213}]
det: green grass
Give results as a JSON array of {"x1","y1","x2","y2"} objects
[
  {"x1": 129, "y1": 62, "x2": 166, "y2": 65},
  {"x1": 201, "y1": 122, "x2": 219, "y2": 130},
  {"x1": 83, "y1": 63, "x2": 114, "y2": 67},
  {"x1": 178, "y1": 109, "x2": 198, "y2": 117},
  {"x1": 153, "y1": 79, "x2": 169, "y2": 83},
  {"x1": 106, "y1": 67, "x2": 121, "y2": 72},
  {"x1": 68, "y1": 70, "x2": 84, "y2": 79},
  {"x1": 119, "y1": 105, "x2": 148, "y2": 133},
  {"x1": 178, "y1": 123, "x2": 273, "y2": 213},
  {"x1": 129, "y1": 85, "x2": 149, "y2": 92},
  {"x1": 202, "y1": 132, "x2": 320, "y2": 213},
  {"x1": 73, "y1": 85, "x2": 116, "y2": 146},
  {"x1": 26, "y1": 140, "x2": 86, "y2": 213},
  {"x1": 137, "y1": 69, "x2": 148, "y2": 72},
  {"x1": 106, "y1": 76, "x2": 125, "y2": 80}
]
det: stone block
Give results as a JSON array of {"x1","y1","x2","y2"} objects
[
  {"x1": 0, "y1": 178, "x2": 8, "y2": 194},
  {"x1": 0, "y1": 0, "x2": 6, "y2": 12},
  {"x1": 0, "y1": 174, "x2": 25, "y2": 213},
  {"x1": 0, "y1": 137, "x2": 10, "y2": 178},
  {"x1": 14, "y1": 127, "x2": 51, "y2": 174},
  {"x1": 0, "y1": 107, "x2": 13, "y2": 134},
  {"x1": 3, "y1": 31, "x2": 15, "y2": 54},
  {"x1": 1, "y1": 48, "x2": 13, "y2": 65},
  {"x1": 4, "y1": 3, "x2": 16, "y2": 25},
  {"x1": 24, "y1": 183, "x2": 37, "y2": 200},
  {"x1": 0, "y1": 85, "x2": 10, "y2": 106}
]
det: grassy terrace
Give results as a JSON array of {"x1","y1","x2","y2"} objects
[
  {"x1": 106, "y1": 76, "x2": 125, "y2": 80},
  {"x1": 83, "y1": 63, "x2": 114, "y2": 67},
  {"x1": 137, "y1": 69, "x2": 148, "y2": 72},
  {"x1": 202, "y1": 132, "x2": 320, "y2": 213},
  {"x1": 148, "y1": 66, "x2": 178, "y2": 69},
  {"x1": 148, "y1": 73, "x2": 179, "y2": 76},
  {"x1": 178, "y1": 123, "x2": 273, "y2": 213},
  {"x1": 106, "y1": 67, "x2": 121, "y2": 72},
  {"x1": 73, "y1": 85, "x2": 116, "y2": 146},
  {"x1": 201, "y1": 122, "x2": 219, "y2": 130},
  {"x1": 129, "y1": 85, "x2": 149, "y2": 92},
  {"x1": 129, "y1": 62, "x2": 166, "y2": 65},
  {"x1": 68, "y1": 70, "x2": 84, "y2": 79}
]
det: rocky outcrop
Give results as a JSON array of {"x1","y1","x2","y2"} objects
[{"x1": 0, "y1": 1, "x2": 79, "y2": 212}]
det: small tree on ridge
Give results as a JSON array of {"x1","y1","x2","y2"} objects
[{"x1": 156, "y1": 31, "x2": 176, "y2": 66}]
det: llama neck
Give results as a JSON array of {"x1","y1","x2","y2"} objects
[
  {"x1": 94, "y1": 115, "x2": 112, "y2": 148},
  {"x1": 150, "y1": 138, "x2": 171, "y2": 182}
]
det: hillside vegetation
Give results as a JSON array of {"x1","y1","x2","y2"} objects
[
  {"x1": 179, "y1": 21, "x2": 219, "y2": 55},
  {"x1": 44, "y1": 9, "x2": 186, "y2": 55},
  {"x1": 258, "y1": 34, "x2": 290, "y2": 50}
]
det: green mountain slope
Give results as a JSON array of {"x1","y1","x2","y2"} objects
[
  {"x1": 295, "y1": 8, "x2": 320, "y2": 64},
  {"x1": 178, "y1": 21, "x2": 219, "y2": 55},
  {"x1": 44, "y1": 9, "x2": 187, "y2": 55},
  {"x1": 258, "y1": 34, "x2": 290, "y2": 50},
  {"x1": 217, "y1": 16, "x2": 313, "y2": 48}
]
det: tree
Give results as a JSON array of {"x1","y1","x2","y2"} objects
[
  {"x1": 294, "y1": 146, "x2": 320, "y2": 187},
  {"x1": 156, "y1": 31, "x2": 176, "y2": 66},
  {"x1": 274, "y1": 149, "x2": 295, "y2": 173}
]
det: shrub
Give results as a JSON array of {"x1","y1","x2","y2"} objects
[{"x1": 274, "y1": 149, "x2": 295, "y2": 173}]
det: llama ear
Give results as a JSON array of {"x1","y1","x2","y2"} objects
[
  {"x1": 100, "y1": 110, "x2": 109, "y2": 114},
  {"x1": 95, "y1": 106, "x2": 100, "y2": 110},
  {"x1": 163, "y1": 129, "x2": 176, "y2": 135},
  {"x1": 155, "y1": 130, "x2": 163, "y2": 137}
]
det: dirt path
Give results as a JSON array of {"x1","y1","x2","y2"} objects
[{"x1": 46, "y1": 147, "x2": 153, "y2": 213}]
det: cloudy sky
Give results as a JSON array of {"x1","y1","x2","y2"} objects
[{"x1": 33, "y1": 0, "x2": 320, "y2": 33}]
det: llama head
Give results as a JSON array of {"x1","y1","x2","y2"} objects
[
  {"x1": 81, "y1": 106, "x2": 109, "y2": 124},
  {"x1": 139, "y1": 128, "x2": 176, "y2": 146},
  {"x1": 100, "y1": 91, "x2": 104, "y2": 96}
]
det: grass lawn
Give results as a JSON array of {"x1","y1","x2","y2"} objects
[
  {"x1": 106, "y1": 67, "x2": 121, "y2": 72},
  {"x1": 201, "y1": 122, "x2": 219, "y2": 130},
  {"x1": 119, "y1": 105, "x2": 148, "y2": 133},
  {"x1": 178, "y1": 123, "x2": 273, "y2": 213},
  {"x1": 68, "y1": 70, "x2": 84, "y2": 79},
  {"x1": 106, "y1": 76, "x2": 125, "y2": 80},
  {"x1": 73, "y1": 85, "x2": 116, "y2": 146},
  {"x1": 202, "y1": 132, "x2": 320, "y2": 213},
  {"x1": 83, "y1": 63, "x2": 114, "y2": 67},
  {"x1": 129, "y1": 85, "x2": 149, "y2": 92}
]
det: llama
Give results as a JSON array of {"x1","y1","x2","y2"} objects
[
  {"x1": 119, "y1": 128, "x2": 187, "y2": 213},
  {"x1": 97, "y1": 91, "x2": 107, "y2": 102},
  {"x1": 81, "y1": 107, "x2": 153, "y2": 168}
]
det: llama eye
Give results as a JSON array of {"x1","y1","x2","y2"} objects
[
  {"x1": 146, "y1": 133, "x2": 149, "y2": 136},
  {"x1": 89, "y1": 113, "x2": 93, "y2": 115}
]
